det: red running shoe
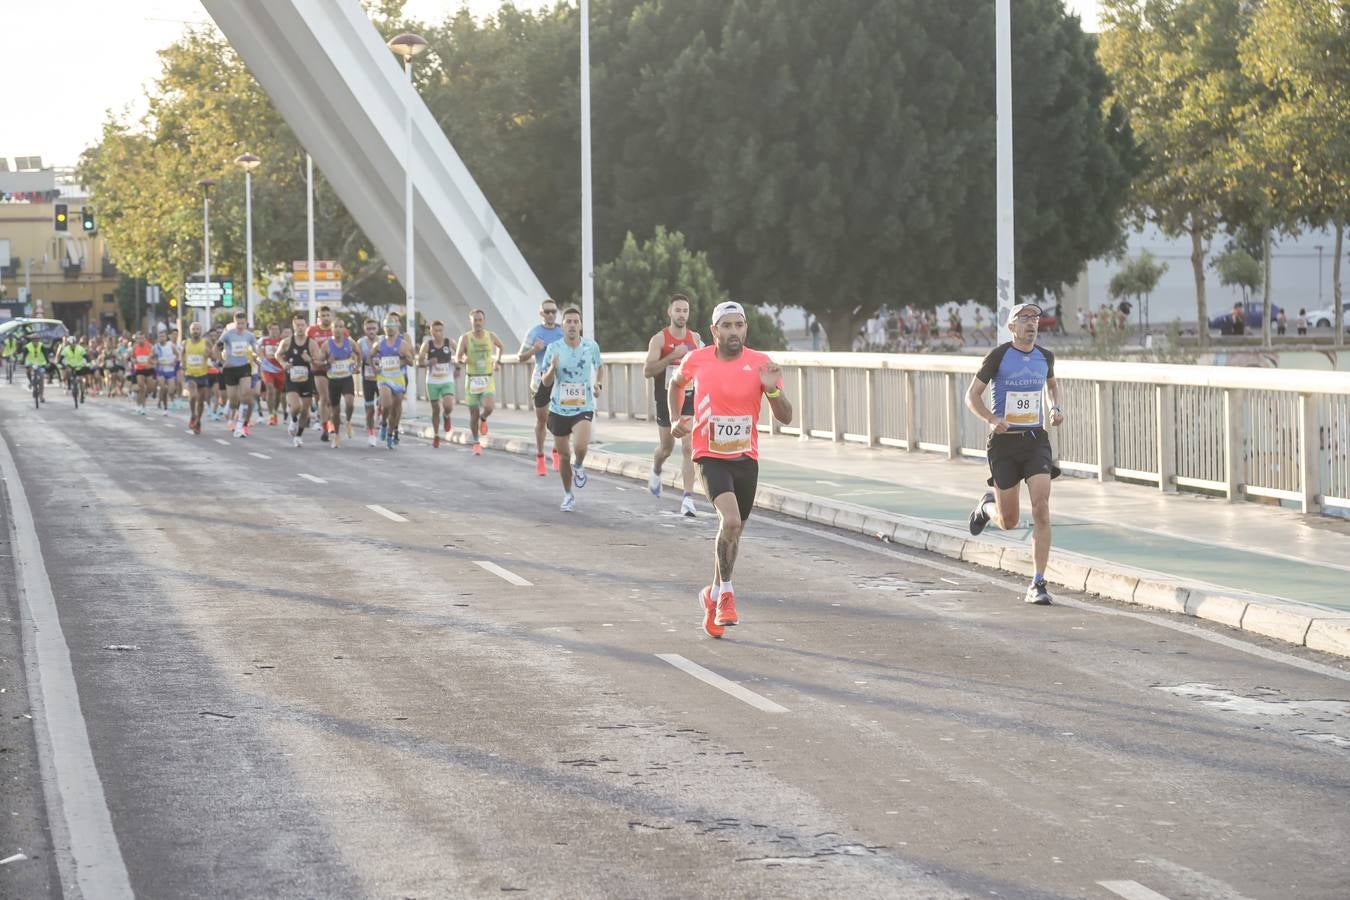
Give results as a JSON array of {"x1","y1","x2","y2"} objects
[
  {"x1": 433, "y1": 435, "x2": 441, "y2": 448},
  {"x1": 715, "y1": 591, "x2": 739, "y2": 627},
  {"x1": 472, "y1": 442, "x2": 482, "y2": 456},
  {"x1": 700, "y1": 586, "x2": 725, "y2": 639},
  {"x1": 551, "y1": 449, "x2": 561, "y2": 471},
  {"x1": 536, "y1": 454, "x2": 547, "y2": 476},
  {"x1": 480, "y1": 419, "x2": 488, "y2": 437}
]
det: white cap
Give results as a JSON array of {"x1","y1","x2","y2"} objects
[
  {"x1": 711, "y1": 301, "x2": 746, "y2": 325},
  {"x1": 1007, "y1": 302, "x2": 1042, "y2": 323}
]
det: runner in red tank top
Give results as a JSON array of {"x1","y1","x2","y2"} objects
[
  {"x1": 306, "y1": 305, "x2": 335, "y2": 441},
  {"x1": 669, "y1": 301, "x2": 793, "y2": 638},
  {"x1": 643, "y1": 293, "x2": 702, "y2": 517}
]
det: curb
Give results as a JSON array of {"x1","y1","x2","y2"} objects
[{"x1": 427, "y1": 423, "x2": 1350, "y2": 662}]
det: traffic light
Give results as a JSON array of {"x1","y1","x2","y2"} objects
[
  {"x1": 169, "y1": 297, "x2": 178, "y2": 309},
  {"x1": 54, "y1": 204, "x2": 68, "y2": 231},
  {"x1": 81, "y1": 207, "x2": 95, "y2": 233}
]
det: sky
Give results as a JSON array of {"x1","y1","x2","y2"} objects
[{"x1": 8, "y1": 0, "x2": 1101, "y2": 169}]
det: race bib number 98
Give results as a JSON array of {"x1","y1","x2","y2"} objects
[
  {"x1": 1005, "y1": 390, "x2": 1042, "y2": 426},
  {"x1": 709, "y1": 415, "x2": 753, "y2": 454}
]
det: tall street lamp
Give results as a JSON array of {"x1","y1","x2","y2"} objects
[
  {"x1": 1315, "y1": 244, "x2": 1324, "y2": 303},
  {"x1": 198, "y1": 178, "x2": 217, "y2": 330},
  {"x1": 388, "y1": 31, "x2": 428, "y2": 420},
  {"x1": 995, "y1": 0, "x2": 1014, "y2": 329},
  {"x1": 580, "y1": 0, "x2": 594, "y2": 334},
  {"x1": 235, "y1": 153, "x2": 261, "y2": 324}
]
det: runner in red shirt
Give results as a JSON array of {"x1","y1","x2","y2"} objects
[
  {"x1": 259, "y1": 323, "x2": 285, "y2": 425},
  {"x1": 130, "y1": 333, "x2": 156, "y2": 415},
  {"x1": 306, "y1": 305, "x2": 335, "y2": 441},
  {"x1": 669, "y1": 301, "x2": 793, "y2": 638},
  {"x1": 643, "y1": 293, "x2": 703, "y2": 517}
]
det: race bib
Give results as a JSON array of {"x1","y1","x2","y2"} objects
[
  {"x1": 363, "y1": 363, "x2": 377, "y2": 379},
  {"x1": 328, "y1": 359, "x2": 353, "y2": 378},
  {"x1": 380, "y1": 356, "x2": 401, "y2": 373},
  {"x1": 430, "y1": 363, "x2": 451, "y2": 379},
  {"x1": 135, "y1": 354, "x2": 151, "y2": 366},
  {"x1": 289, "y1": 365, "x2": 309, "y2": 381},
  {"x1": 187, "y1": 354, "x2": 204, "y2": 367},
  {"x1": 468, "y1": 374, "x2": 490, "y2": 394},
  {"x1": 1005, "y1": 390, "x2": 1042, "y2": 426},
  {"x1": 709, "y1": 415, "x2": 753, "y2": 454},
  {"x1": 667, "y1": 365, "x2": 694, "y2": 393},
  {"x1": 559, "y1": 382, "x2": 586, "y2": 407}
]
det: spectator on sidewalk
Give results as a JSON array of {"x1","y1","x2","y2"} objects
[
  {"x1": 1296, "y1": 308, "x2": 1308, "y2": 336},
  {"x1": 1276, "y1": 309, "x2": 1287, "y2": 336}
]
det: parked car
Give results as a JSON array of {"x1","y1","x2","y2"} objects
[
  {"x1": 1038, "y1": 306, "x2": 1058, "y2": 332},
  {"x1": 1305, "y1": 307, "x2": 1349, "y2": 330},
  {"x1": 0, "y1": 318, "x2": 70, "y2": 345},
  {"x1": 1208, "y1": 301, "x2": 1283, "y2": 332}
]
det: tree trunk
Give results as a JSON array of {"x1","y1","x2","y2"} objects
[
  {"x1": 1262, "y1": 228, "x2": 1273, "y2": 348},
  {"x1": 1335, "y1": 220, "x2": 1344, "y2": 349},
  {"x1": 1190, "y1": 224, "x2": 1209, "y2": 349},
  {"x1": 821, "y1": 306, "x2": 860, "y2": 353}
]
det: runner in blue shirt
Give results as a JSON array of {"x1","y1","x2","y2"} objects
[
  {"x1": 538, "y1": 306, "x2": 603, "y2": 511},
  {"x1": 516, "y1": 298, "x2": 566, "y2": 475},
  {"x1": 964, "y1": 302, "x2": 1066, "y2": 605}
]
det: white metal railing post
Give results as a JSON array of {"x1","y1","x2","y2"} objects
[
  {"x1": 1157, "y1": 384, "x2": 1177, "y2": 493},
  {"x1": 606, "y1": 363, "x2": 616, "y2": 418},
  {"x1": 830, "y1": 367, "x2": 843, "y2": 442},
  {"x1": 1224, "y1": 388, "x2": 1243, "y2": 501},
  {"x1": 1299, "y1": 393, "x2": 1320, "y2": 514},
  {"x1": 1095, "y1": 381, "x2": 1115, "y2": 482},
  {"x1": 626, "y1": 363, "x2": 637, "y2": 419},
  {"x1": 865, "y1": 369, "x2": 879, "y2": 447},
  {"x1": 944, "y1": 372, "x2": 960, "y2": 460},
  {"x1": 797, "y1": 367, "x2": 810, "y2": 442},
  {"x1": 904, "y1": 370, "x2": 918, "y2": 451}
]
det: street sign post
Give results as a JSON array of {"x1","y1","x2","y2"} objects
[
  {"x1": 183, "y1": 277, "x2": 235, "y2": 308},
  {"x1": 293, "y1": 260, "x2": 343, "y2": 306}
]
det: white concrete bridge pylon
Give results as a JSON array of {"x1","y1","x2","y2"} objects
[{"x1": 200, "y1": 0, "x2": 545, "y2": 347}]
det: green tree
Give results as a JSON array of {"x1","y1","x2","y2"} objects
[
  {"x1": 600, "y1": 0, "x2": 1134, "y2": 350},
  {"x1": 1099, "y1": 0, "x2": 1258, "y2": 347},
  {"x1": 1211, "y1": 248, "x2": 1262, "y2": 304},
  {"x1": 1243, "y1": 0, "x2": 1350, "y2": 346},
  {"x1": 1108, "y1": 250, "x2": 1168, "y2": 332},
  {"x1": 591, "y1": 227, "x2": 784, "y2": 351}
]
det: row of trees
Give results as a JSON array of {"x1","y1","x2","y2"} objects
[
  {"x1": 82, "y1": 0, "x2": 1133, "y2": 350},
  {"x1": 1099, "y1": 0, "x2": 1348, "y2": 347}
]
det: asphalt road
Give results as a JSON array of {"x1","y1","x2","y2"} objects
[{"x1": 2, "y1": 383, "x2": 1348, "y2": 900}]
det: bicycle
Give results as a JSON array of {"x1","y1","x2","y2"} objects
[
  {"x1": 27, "y1": 365, "x2": 44, "y2": 409},
  {"x1": 69, "y1": 366, "x2": 87, "y2": 409}
]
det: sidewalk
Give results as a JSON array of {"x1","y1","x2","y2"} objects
[{"x1": 427, "y1": 407, "x2": 1350, "y2": 615}]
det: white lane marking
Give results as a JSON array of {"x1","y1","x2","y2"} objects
[
  {"x1": 656, "y1": 653, "x2": 789, "y2": 714},
  {"x1": 249, "y1": 452, "x2": 271, "y2": 460},
  {"x1": 838, "y1": 489, "x2": 910, "y2": 497},
  {"x1": 815, "y1": 479, "x2": 842, "y2": 487},
  {"x1": 473, "y1": 560, "x2": 532, "y2": 586},
  {"x1": 0, "y1": 433, "x2": 134, "y2": 897},
  {"x1": 1098, "y1": 882, "x2": 1172, "y2": 900},
  {"x1": 366, "y1": 503, "x2": 408, "y2": 522},
  {"x1": 297, "y1": 473, "x2": 327, "y2": 484},
  {"x1": 213, "y1": 438, "x2": 230, "y2": 446},
  {"x1": 162, "y1": 422, "x2": 174, "y2": 428},
  {"x1": 762, "y1": 516, "x2": 1350, "y2": 684}
]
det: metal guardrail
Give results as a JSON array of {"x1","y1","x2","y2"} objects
[{"x1": 490, "y1": 351, "x2": 1350, "y2": 516}]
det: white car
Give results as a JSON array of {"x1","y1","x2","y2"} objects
[{"x1": 1305, "y1": 307, "x2": 1348, "y2": 329}]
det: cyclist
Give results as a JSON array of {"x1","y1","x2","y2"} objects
[{"x1": 22, "y1": 333, "x2": 48, "y2": 403}]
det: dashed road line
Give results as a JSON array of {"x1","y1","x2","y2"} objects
[
  {"x1": 249, "y1": 452, "x2": 271, "y2": 460},
  {"x1": 656, "y1": 653, "x2": 789, "y2": 713},
  {"x1": 297, "y1": 473, "x2": 327, "y2": 484},
  {"x1": 366, "y1": 503, "x2": 408, "y2": 522},
  {"x1": 473, "y1": 560, "x2": 532, "y2": 586},
  {"x1": 1097, "y1": 882, "x2": 1172, "y2": 900},
  {"x1": 213, "y1": 438, "x2": 230, "y2": 446}
]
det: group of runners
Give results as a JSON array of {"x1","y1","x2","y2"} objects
[{"x1": 5, "y1": 294, "x2": 1065, "y2": 633}]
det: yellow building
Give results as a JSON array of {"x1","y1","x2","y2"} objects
[{"x1": 0, "y1": 158, "x2": 123, "y2": 334}]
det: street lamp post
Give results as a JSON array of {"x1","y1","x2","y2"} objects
[
  {"x1": 1315, "y1": 244, "x2": 1324, "y2": 303},
  {"x1": 995, "y1": 0, "x2": 1014, "y2": 329},
  {"x1": 580, "y1": 0, "x2": 595, "y2": 334},
  {"x1": 388, "y1": 31, "x2": 428, "y2": 421},
  {"x1": 198, "y1": 178, "x2": 217, "y2": 330},
  {"x1": 235, "y1": 153, "x2": 261, "y2": 325}
]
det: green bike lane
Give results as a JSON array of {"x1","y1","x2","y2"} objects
[{"x1": 430, "y1": 411, "x2": 1350, "y2": 613}]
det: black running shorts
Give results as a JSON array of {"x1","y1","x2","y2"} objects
[
  {"x1": 986, "y1": 428, "x2": 1059, "y2": 491},
  {"x1": 696, "y1": 455, "x2": 759, "y2": 521},
  {"x1": 533, "y1": 378, "x2": 551, "y2": 410},
  {"x1": 327, "y1": 375, "x2": 355, "y2": 406},
  {"x1": 547, "y1": 410, "x2": 594, "y2": 437},
  {"x1": 655, "y1": 388, "x2": 695, "y2": 429},
  {"x1": 222, "y1": 364, "x2": 250, "y2": 387}
]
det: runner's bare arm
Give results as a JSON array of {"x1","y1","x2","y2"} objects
[
  {"x1": 1046, "y1": 376, "x2": 1065, "y2": 426},
  {"x1": 540, "y1": 350, "x2": 559, "y2": 387},
  {"x1": 642, "y1": 334, "x2": 666, "y2": 378},
  {"x1": 492, "y1": 333, "x2": 504, "y2": 369},
  {"x1": 965, "y1": 376, "x2": 1007, "y2": 432},
  {"x1": 455, "y1": 335, "x2": 468, "y2": 366},
  {"x1": 760, "y1": 362, "x2": 792, "y2": 424},
  {"x1": 416, "y1": 339, "x2": 429, "y2": 367}
]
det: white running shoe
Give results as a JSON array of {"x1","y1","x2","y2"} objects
[
  {"x1": 573, "y1": 465, "x2": 587, "y2": 489},
  {"x1": 648, "y1": 469, "x2": 662, "y2": 497},
  {"x1": 162, "y1": 408, "x2": 169, "y2": 416},
  {"x1": 680, "y1": 495, "x2": 697, "y2": 517},
  {"x1": 288, "y1": 421, "x2": 297, "y2": 437},
  {"x1": 292, "y1": 436, "x2": 303, "y2": 448},
  {"x1": 560, "y1": 492, "x2": 576, "y2": 512},
  {"x1": 367, "y1": 433, "x2": 377, "y2": 447}
]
